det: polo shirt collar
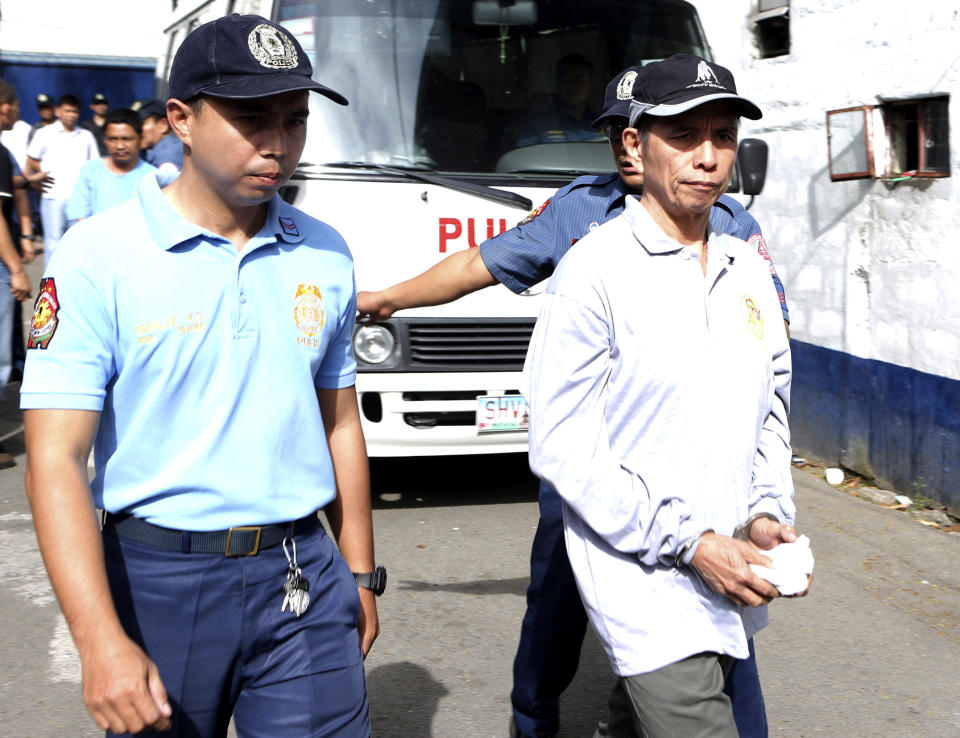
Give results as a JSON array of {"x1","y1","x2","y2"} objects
[
  {"x1": 137, "y1": 172, "x2": 306, "y2": 252},
  {"x1": 622, "y1": 195, "x2": 738, "y2": 263}
]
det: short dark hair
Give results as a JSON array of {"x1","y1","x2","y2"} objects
[
  {"x1": 0, "y1": 78, "x2": 16, "y2": 106},
  {"x1": 57, "y1": 94, "x2": 80, "y2": 108},
  {"x1": 105, "y1": 108, "x2": 142, "y2": 135},
  {"x1": 186, "y1": 95, "x2": 204, "y2": 116}
]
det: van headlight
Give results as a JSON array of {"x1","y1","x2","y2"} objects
[{"x1": 353, "y1": 325, "x2": 396, "y2": 364}]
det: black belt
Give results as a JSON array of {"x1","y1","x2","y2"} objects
[{"x1": 103, "y1": 511, "x2": 320, "y2": 556}]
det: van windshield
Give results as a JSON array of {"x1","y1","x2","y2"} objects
[{"x1": 276, "y1": 0, "x2": 708, "y2": 178}]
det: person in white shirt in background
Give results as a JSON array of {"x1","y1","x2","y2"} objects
[
  {"x1": 24, "y1": 93, "x2": 97, "y2": 265},
  {"x1": 524, "y1": 54, "x2": 810, "y2": 738}
]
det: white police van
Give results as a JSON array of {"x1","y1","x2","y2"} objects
[{"x1": 159, "y1": 0, "x2": 749, "y2": 457}]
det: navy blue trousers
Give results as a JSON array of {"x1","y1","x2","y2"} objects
[
  {"x1": 102, "y1": 522, "x2": 370, "y2": 738},
  {"x1": 511, "y1": 483, "x2": 768, "y2": 738}
]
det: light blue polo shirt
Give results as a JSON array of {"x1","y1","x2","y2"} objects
[{"x1": 21, "y1": 172, "x2": 358, "y2": 530}]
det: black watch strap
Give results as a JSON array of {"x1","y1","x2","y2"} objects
[{"x1": 353, "y1": 565, "x2": 387, "y2": 596}]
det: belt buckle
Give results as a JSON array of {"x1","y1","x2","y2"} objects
[{"x1": 224, "y1": 526, "x2": 263, "y2": 557}]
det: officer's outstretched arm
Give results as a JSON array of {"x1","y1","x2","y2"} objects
[
  {"x1": 356, "y1": 246, "x2": 499, "y2": 322},
  {"x1": 24, "y1": 408, "x2": 172, "y2": 734}
]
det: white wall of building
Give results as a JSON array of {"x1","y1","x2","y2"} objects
[
  {"x1": 0, "y1": 0, "x2": 168, "y2": 62},
  {"x1": 691, "y1": 0, "x2": 960, "y2": 382}
]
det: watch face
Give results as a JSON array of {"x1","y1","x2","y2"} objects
[{"x1": 373, "y1": 565, "x2": 387, "y2": 595}]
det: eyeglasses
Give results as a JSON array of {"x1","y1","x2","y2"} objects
[{"x1": 602, "y1": 121, "x2": 627, "y2": 141}]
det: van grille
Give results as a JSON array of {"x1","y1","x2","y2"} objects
[{"x1": 406, "y1": 319, "x2": 535, "y2": 370}]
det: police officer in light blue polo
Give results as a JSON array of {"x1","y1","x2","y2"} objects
[
  {"x1": 22, "y1": 13, "x2": 384, "y2": 737},
  {"x1": 358, "y1": 65, "x2": 789, "y2": 738}
]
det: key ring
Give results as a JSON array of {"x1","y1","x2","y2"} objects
[{"x1": 282, "y1": 536, "x2": 297, "y2": 567}]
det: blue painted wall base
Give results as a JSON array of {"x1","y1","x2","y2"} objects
[{"x1": 791, "y1": 340, "x2": 960, "y2": 514}]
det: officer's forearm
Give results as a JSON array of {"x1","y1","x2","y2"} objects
[
  {"x1": 24, "y1": 409, "x2": 128, "y2": 654},
  {"x1": 382, "y1": 246, "x2": 499, "y2": 312},
  {"x1": 317, "y1": 387, "x2": 375, "y2": 573}
]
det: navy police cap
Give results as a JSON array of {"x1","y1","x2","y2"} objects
[
  {"x1": 168, "y1": 13, "x2": 347, "y2": 106},
  {"x1": 592, "y1": 65, "x2": 645, "y2": 130},
  {"x1": 131, "y1": 98, "x2": 166, "y2": 120}
]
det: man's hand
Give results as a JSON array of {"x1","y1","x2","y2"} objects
[
  {"x1": 25, "y1": 170, "x2": 54, "y2": 193},
  {"x1": 20, "y1": 237, "x2": 36, "y2": 263},
  {"x1": 689, "y1": 532, "x2": 781, "y2": 607},
  {"x1": 9, "y1": 270, "x2": 31, "y2": 301},
  {"x1": 748, "y1": 517, "x2": 813, "y2": 596},
  {"x1": 80, "y1": 633, "x2": 172, "y2": 734},
  {"x1": 357, "y1": 588, "x2": 380, "y2": 658},
  {"x1": 356, "y1": 291, "x2": 396, "y2": 323}
]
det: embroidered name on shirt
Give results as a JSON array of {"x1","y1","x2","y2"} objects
[{"x1": 136, "y1": 312, "x2": 206, "y2": 345}]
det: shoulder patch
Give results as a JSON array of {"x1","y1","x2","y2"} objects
[
  {"x1": 518, "y1": 198, "x2": 550, "y2": 226},
  {"x1": 29, "y1": 277, "x2": 60, "y2": 350},
  {"x1": 748, "y1": 232, "x2": 770, "y2": 261}
]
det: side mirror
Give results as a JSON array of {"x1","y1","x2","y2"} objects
[{"x1": 738, "y1": 138, "x2": 768, "y2": 196}]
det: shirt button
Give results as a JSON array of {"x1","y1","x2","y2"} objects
[{"x1": 239, "y1": 294, "x2": 247, "y2": 303}]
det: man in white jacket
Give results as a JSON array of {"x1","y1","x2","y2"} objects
[{"x1": 525, "y1": 54, "x2": 809, "y2": 738}]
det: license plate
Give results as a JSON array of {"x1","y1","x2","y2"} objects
[{"x1": 476, "y1": 394, "x2": 529, "y2": 434}]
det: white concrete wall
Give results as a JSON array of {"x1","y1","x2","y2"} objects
[
  {"x1": 0, "y1": 0, "x2": 168, "y2": 61},
  {"x1": 691, "y1": 0, "x2": 960, "y2": 381}
]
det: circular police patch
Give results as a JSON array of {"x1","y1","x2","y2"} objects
[
  {"x1": 248, "y1": 24, "x2": 298, "y2": 70},
  {"x1": 616, "y1": 71, "x2": 638, "y2": 100}
]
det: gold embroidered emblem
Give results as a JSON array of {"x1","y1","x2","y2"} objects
[{"x1": 294, "y1": 284, "x2": 325, "y2": 341}]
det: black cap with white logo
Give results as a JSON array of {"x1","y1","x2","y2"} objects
[
  {"x1": 627, "y1": 54, "x2": 761, "y2": 124},
  {"x1": 168, "y1": 13, "x2": 347, "y2": 106}
]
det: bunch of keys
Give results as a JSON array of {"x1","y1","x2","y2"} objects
[{"x1": 281, "y1": 537, "x2": 311, "y2": 618}]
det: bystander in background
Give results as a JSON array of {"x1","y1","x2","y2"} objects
[
  {"x1": 0, "y1": 77, "x2": 35, "y2": 468},
  {"x1": 67, "y1": 108, "x2": 156, "y2": 223},
  {"x1": 26, "y1": 93, "x2": 56, "y2": 147},
  {"x1": 80, "y1": 92, "x2": 109, "y2": 155},
  {"x1": 25, "y1": 93, "x2": 98, "y2": 265}
]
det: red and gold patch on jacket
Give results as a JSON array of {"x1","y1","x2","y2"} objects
[
  {"x1": 29, "y1": 278, "x2": 60, "y2": 350},
  {"x1": 518, "y1": 198, "x2": 550, "y2": 226}
]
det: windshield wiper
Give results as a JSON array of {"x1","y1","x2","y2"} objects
[{"x1": 300, "y1": 161, "x2": 533, "y2": 211}]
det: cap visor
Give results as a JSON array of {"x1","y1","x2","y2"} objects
[
  {"x1": 195, "y1": 75, "x2": 348, "y2": 106},
  {"x1": 645, "y1": 93, "x2": 761, "y2": 120}
]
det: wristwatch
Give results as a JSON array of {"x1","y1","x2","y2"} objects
[{"x1": 353, "y1": 565, "x2": 387, "y2": 596}]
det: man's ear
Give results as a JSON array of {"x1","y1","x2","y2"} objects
[
  {"x1": 165, "y1": 99, "x2": 192, "y2": 146},
  {"x1": 621, "y1": 127, "x2": 643, "y2": 166}
]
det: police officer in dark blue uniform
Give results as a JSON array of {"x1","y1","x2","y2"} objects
[
  {"x1": 133, "y1": 98, "x2": 184, "y2": 173},
  {"x1": 358, "y1": 67, "x2": 788, "y2": 738}
]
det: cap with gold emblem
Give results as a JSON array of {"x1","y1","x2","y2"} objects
[{"x1": 168, "y1": 13, "x2": 347, "y2": 106}]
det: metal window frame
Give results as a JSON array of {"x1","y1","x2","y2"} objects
[{"x1": 827, "y1": 105, "x2": 875, "y2": 181}]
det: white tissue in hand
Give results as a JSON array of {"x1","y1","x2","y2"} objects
[{"x1": 749, "y1": 535, "x2": 814, "y2": 596}]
